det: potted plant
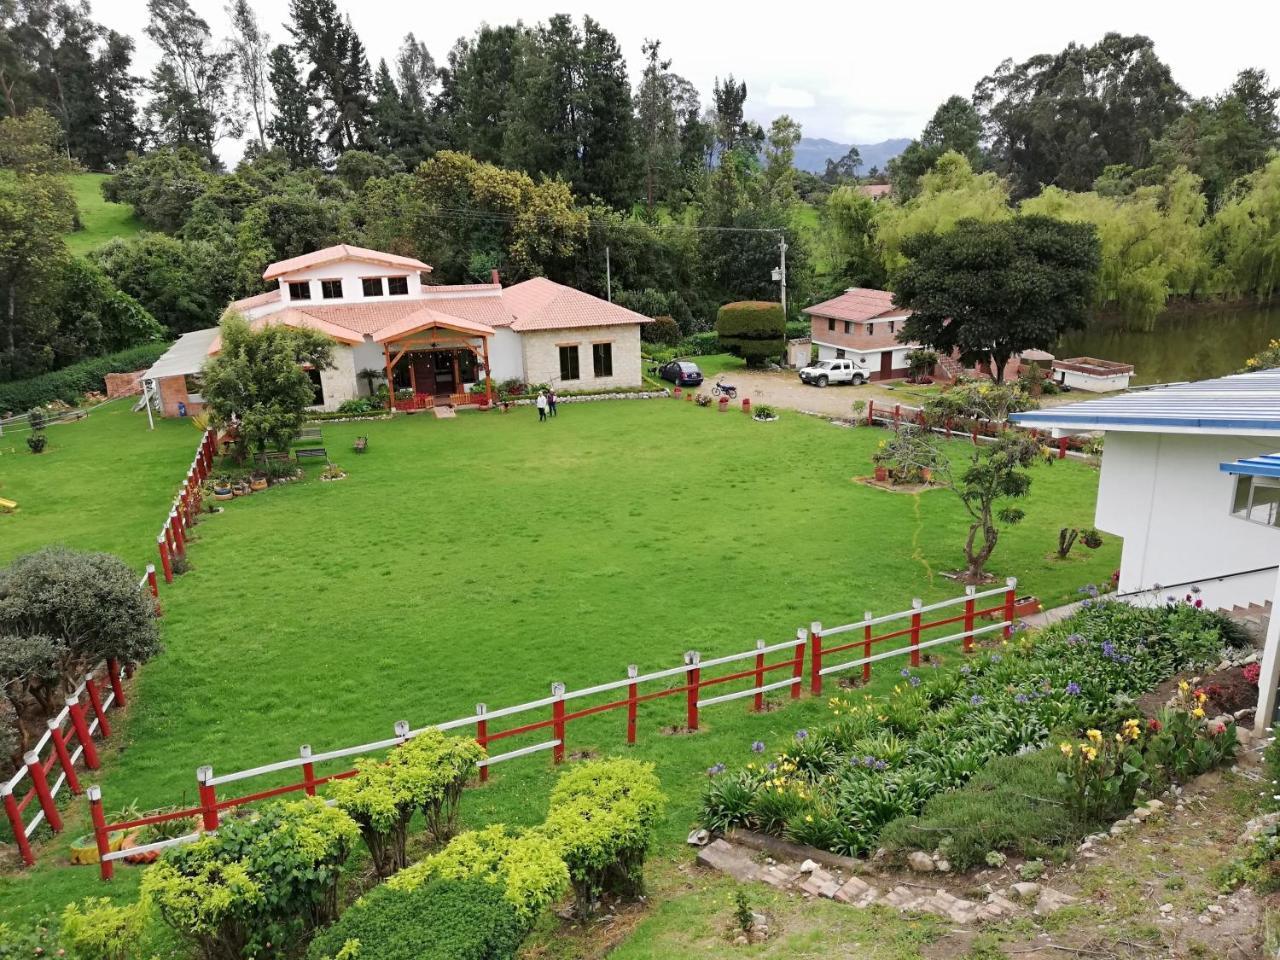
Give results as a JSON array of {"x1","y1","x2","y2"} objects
[
  {"x1": 232, "y1": 479, "x2": 250, "y2": 497},
  {"x1": 249, "y1": 472, "x2": 268, "y2": 492},
  {"x1": 1080, "y1": 527, "x2": 1104, "y2": 549},
  {"x1": 213, "y1": 477, "x2": 233, "y2": 501}
]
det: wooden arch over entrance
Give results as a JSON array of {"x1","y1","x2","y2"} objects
[{"x1": 375, "y1": 310, "x2": 495, "y2": 410}]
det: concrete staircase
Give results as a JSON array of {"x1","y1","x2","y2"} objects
[{"x1": 1224, "y1": 601, "x2": 1272, "y2": 644}]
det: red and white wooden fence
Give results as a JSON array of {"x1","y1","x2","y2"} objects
[
  {"x1": 2, "y1": 428, "x2": 216, "y2": 868},
  {"x1": 86, "y1": 580, "x2": 1029, "y2": 879}
]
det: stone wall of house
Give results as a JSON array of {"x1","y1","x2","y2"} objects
[
  {"x1": 520, "y1": 325, "x2": 642, "y2": 390},
  {"x1": 317, "y1": 344, "x2": 359, "y2": 410}
]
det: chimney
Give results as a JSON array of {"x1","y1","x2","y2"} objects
[{"x1": 490, "y1": 269, "x2": 501, "y2": 286}]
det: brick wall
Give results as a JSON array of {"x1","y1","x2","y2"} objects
[{"x1": 104, "y1": 370, "x2": 144, "y2": 399}]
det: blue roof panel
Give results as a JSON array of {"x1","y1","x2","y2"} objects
[{"x1": 1220, "y1": 453, "x2": 1280, "y2": 478}]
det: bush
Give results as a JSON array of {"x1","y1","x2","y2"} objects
[
  {"x1": 392, "y1": 729, "x2": 483, "y2": 842},
  {"x1": 0, "y1": 343, "x2": 168, "y2": 414},
  {"x1": 388, "y1": 824, "x2": 568, "y2": 923},
  {"x1": 538, "y1": 758, "x2": 666, "y2": 915},
  {"x1": 307, "y1": 878, "x2": 524, "y2": 960},
  {"x1": 715, "y1": 301, "x2": 785, "y2": 368},
  {"x1": 60, "y1": 898, "x2": 145, "y2": 960},
  {"x1": 141, "y1": 797, "x2": 358, "y2": 960},
  {"x1": 26, "y1": 432, "x2": 46, "y2": 453},
  {"x1": 642, "y1": 315, "x2": 681, "y2": 346}
]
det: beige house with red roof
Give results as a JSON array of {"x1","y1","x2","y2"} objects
[
  {"x1": 142, "y1": 245, "x2": 650, "y2": 416},
  {"x1": 802, "y1": 288, "x2": 922, "y2": 381}
]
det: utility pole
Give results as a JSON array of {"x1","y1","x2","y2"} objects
[
  {"x1": 605, "y1": 245, "x2": 612, "y2": 302},
  {"x1": 778, "y1": 234, "x2": 788, "y2": 319}
]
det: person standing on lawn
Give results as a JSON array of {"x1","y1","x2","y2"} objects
[
  {"x1": 536, "y1": 390, "x2": 548, "y2": 422},
  {"x1": 547, "y1": 387, "x2": 558, "y2": 417}
]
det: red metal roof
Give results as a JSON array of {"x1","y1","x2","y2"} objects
[
  {"x1": 803, "y1": 288, "x2": 910, "y2": 324},
  {"x1": 501, "y1": 277, "x2": 651, "y2": 332}
]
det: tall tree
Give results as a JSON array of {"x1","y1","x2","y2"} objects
[
  {"x1": 395, "y1": 32, "x2": 434, "y2": 120},
  {"x1": 144, "y1": 0, "x2": 239, "y2": 165},
  {"x1": 894, "y1": 214, "x2": 1101, "y2": 382},
  {"x1": 94, "y1": 29, "x2": 140, "y2": 166},
  {"x1": 266, "y1": 43, "x2": 316, "y2": 167},
  {"x1": 576, "y1": 17, "x2": 635, "y2": 206},
  {"x1": 764, "y1": 114, "x2": 801, "y2": 200},
  {"x1": 226, "y1": 0, "x2": 270, "y2": 150},
  {"x1": 634, "y1": 39, "x2": 679, "y2": 213},
  {"x1": 436, "y1": 25, "x2": 521, "y2": 163},
  {"x1": 287, "y1": 0, "x2": 371, "y2": 154},
  {"x1": 889, "y1": 95, "x2": 982, "y2": 197},
  {"x1": 711, "y1": 75, "x2": 761, "y2": 156},
  {"x1": 974, "y1": 33, "x2": 1185, "y2": 196},
  {"x1": 821, "y1": 145, "x2": 860, "y2": 185},
  {"x1": 503, "y1": 15, "x2": 582, "y2": 183}
]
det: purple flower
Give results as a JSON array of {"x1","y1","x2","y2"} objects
[
  {"x1": 861, "y1": 755, "x2": 875, "y2": 767},
  {"x1": 960, "y1": 665, "x2": 972, "y2": 676},
  {"x1": 1065, "y1": 682, "x2": 1082, "y2": 695},
  {"x1": 1014, "y1": 693, "x2": 1030, "y2": 704},
  {"x1": 751, "y1": 740, "x2": 766, "y2": 753},
  {"x1": 707, "y1": 763, "x2": 726, "y2": 776},
  {"x1": 1191, "y1": 585, "x2": 1201, "y2": 595},
  {"x1": 991, "y1": 654, "x2": 1003, "y2": 664},
  {"x1": 908, "y1": 675, "x2": 922, "y2": 687},
  {"x1": 795, "y1": 729, "x2": 809, "y2": 742},
  {"x1": 1013, "y1": 620, "x2": 1028, "y2": 634},
  {"x1": 1081, "y1": 599, "x2": 1093, "y2": 609},
  {"x1": 766, "y1": 762, "x2": 778, "y2": 772},
  {"x1": 900, "y1": 668, "x2": 911, "y2": 678},
  {"x1": 1165, "y1": 594, "x2": 1177, "y2": 605},
  {"x1": 1101, "y1": 641, "x2": 1117, "y2": 658},
  {"x1": 873, "y1": 759, "x2": 888, "y2": 771},
  {"x1": 1066, "y1": 633, "x2": 1083, "y2": 646},
  {"x1": 970, "y1": 694, "x2": 984, "y2": 706}
]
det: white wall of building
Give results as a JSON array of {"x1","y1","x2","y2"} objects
[
  {"x1": 1095, "y1": 431, "x2": 1280, "y2": 609},
  {"x1": 521, "y1": 325, "x2": 642, "y2": 390},
  {"x1": 1056, "y1": 368, "x2": 1133, "y2": 393},
  {"x1": 490, "y1": 328, "x2": 524, "y2": 383},
  {"x1": 274, "y1": 260, "x2": 424, "y2": 306},
  {"x1": 813, "y1": 343, "x2": 914, "y2": 375}
]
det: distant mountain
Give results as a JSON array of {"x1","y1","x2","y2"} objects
[{"x1": 794, "y1": 137, "x2": 912, "y2": 175}]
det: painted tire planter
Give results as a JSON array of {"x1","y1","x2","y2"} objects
[
  {"x1": 120, "y1": 833, "x2": 159, "y2": 864},
  {"x1": 69, "y1": 831, "x2": 124, "y2": 865},
  {"x1": 250, "y1": 477, "x2": 268, "y2": 492}
]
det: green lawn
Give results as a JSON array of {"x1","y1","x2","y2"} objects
[
  {"x1": 65, "y1": 172, "x2": 142, "y2": 256},
  {"x1": 0, "y1": 400, "x2": 197, "y2": 570},
  {"x1": 0, "y1": 400, "x2": 1119, "y2": 928}
]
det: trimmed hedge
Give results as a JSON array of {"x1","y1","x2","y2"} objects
[
  {"x1": 307, "y1": 878, "x2": 524, "y2": 960},
  {"x1": 716, "y1": 301, "x2": 785, "y2": 367},
  {"x1": 0, "y1": 342, "x2": 169, "y2": 415}
]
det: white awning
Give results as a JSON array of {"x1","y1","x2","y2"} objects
[{"x1": 142, "y1": 328, "x2": 219, "y2": 381}]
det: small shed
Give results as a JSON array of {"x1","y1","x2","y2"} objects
[
  {"x1": 786, "y1": 337, "x2": 813, "y2": 369},
  {"x1": 140, "y1": 327, "x2": 220, "y2": 417},
  {"x1": 1052, "y1": 357, "x2": 1135, "y2": 393}
]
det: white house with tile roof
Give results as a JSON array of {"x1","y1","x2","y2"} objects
[
  {"x1": 141, "y1": 245, "x2": 651, "y2": 416},
  {"x1": 1011, "y1": 371, "x2": 1280, "y2": 732}
]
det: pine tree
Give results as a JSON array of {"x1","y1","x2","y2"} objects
[
  {"x1": 437, "y1": 25, "x2": 520, "y2": 163},
  {"x1": 287, "y1": 0, "x2": 370, "y2": 155},
  {"x1": 634, "y1": 39, "x2": 680, "y2": 213},
  {"x1": 266, "y1": 43, "x2": 316, "y2": 167},
  {"x1": 577, "y1": 17, "x2": 635, "y2": 206}
]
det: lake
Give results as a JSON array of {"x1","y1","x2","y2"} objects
[{"x1": 1057, "y1": 301, "x2": 1280, "y2": 385}]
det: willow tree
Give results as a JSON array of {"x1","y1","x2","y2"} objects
[{"x1": 1209, "y1": 156, "x2": 1280, "y2": 301}]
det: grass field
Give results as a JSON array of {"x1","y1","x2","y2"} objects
[
  {"x1": 65, "y1": 172, "x2": 142, "y2": 256},
  {"x1": 0, "y1": 399, "x2": 1119, "y2": 930}
]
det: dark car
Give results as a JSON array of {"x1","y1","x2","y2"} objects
[{"x1": 657, "y1": 360, "x2": 704, "y2": 387}]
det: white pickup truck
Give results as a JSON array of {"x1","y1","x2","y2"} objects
[{"x1": 798, "y1": 358, "x2": 868, "y2": 387}]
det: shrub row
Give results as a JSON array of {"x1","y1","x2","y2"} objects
[
  {"x1": 0, "y1": 342, "x2": 168, "y2": 415},
  {"x1": 700, "y1": 598, "x2": 1242, "y2": 859}
]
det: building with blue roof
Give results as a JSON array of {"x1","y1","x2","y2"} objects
[{"x1": 1012, "y1": 369, "x2": 1280, "y2": 732}]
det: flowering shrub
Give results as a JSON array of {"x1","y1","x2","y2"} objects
[
  {"x1": 1058, "y1": 720, "x2": 1146, "y2": 822},
  {"x1": 700, "y1": 598, "x2": 1239, "y2": 858},
  {"x1": 59, "y1": 898, "x2": 145, "y2": 960},
  {"x1": 1244, "y1": 662, "x2": 1262, "y2": 686}
]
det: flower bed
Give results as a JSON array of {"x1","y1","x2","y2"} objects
[{"x1": 700, "y1": 598, "x2": 1244, "y2": 858}]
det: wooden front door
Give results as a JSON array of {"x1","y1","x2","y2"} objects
[
  {"x1": 879, "y1": 350, "x2": 894, "y2": 380},
  {"x1": 432, "y1": 351, "x2": 455, "y2": 395}
]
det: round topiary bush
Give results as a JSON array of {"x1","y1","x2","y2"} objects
[
  {"x1": 715, "y1": 301, "x2": 785, "y2": 368},
  {"x1": 307, "y1": 877, "x2": 525, "y2": 960}
]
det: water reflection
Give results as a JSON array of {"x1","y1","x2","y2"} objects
[{"x1": 1057, "y1": 302, "x2": 1280, "y2": 385}]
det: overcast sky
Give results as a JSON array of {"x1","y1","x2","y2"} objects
[{"x1": 96, "y1": 0, "x2": 1280, "y2": 166}]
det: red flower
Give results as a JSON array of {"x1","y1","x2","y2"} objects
[
  {"x1": 1244, "y1": 663, "x2": 1262, "y2": 686},
  {"x1": 1194, "y1": 598, "x2": 1203, "y2": 608},
  {"x1": 1148, "y1": 718, "x2": 1163, "y2": 732}
]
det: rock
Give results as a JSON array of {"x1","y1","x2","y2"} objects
[
  {"x1": 1159, "y1": 903, "x2": 1173, "y2": 914},
  {"x1": 1240, "y1": 812, "x2": 1280, "y2": 844},
  {"x1": 907, "y1": 851, "x2": 936, "y2": 872},
  {"x1": 833, "y1": 876, "x2": 879, "y2": 907},
  {"x1": 696, "y1": 839, "x2": 759, "y2": 883},
  {"x1": 1145, "y1": 799, "x2": 1165, "y2": 810},
  {"x1": 733, "y1": 933, "x2": 749, "y2": 946},
  {"x1": 798, "y1": 858, "x2": 818, "y2": 874},
  {"x1": 935, "y1": 859, "x2": 952, "y2": 873},
  {"x1": 1208, "y1": 904, "x2": 1226, "y2": 915},
  {"x1": 872, "y1": 847, "x2": 888, "y2": 862},
  {"x1": 1237, "y1": 726, "x2": 1254, "y2": 744},
  {"x1": 800, "y1": 867, "x2": 839, "y2": 899},
  {"x1": 1134, "y1": 806, "x2": 1153, "y2": 821},
  {"x1": 1010, "y1": 882, "x2": 1041, "y2": 902},
  {"x1": 1235, "y1": 707, "x2": 1257, "y2": 721},
  {"x1": 1110, "y1": 822, "x2": 1129, "y2": 837},
  {"x1": 759, "y1": 864, "x2": 799, "y2": 889},
  {"x1": 883, "y1": 886, "x2": 921, "y2": 910},
  {"x1": 686, "y1": 828, "x2": 710, "y2": 846},
  {"x1": 1033, "y1": 889, "x2": 1076, "y2": 916},
  {"x1": 986, "y1": 893, "x2": 1020, "y2": 914}
]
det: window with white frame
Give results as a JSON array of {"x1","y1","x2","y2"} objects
[{"x1": 1230, "y1": 475, "x2": 1280, "y2": 528}]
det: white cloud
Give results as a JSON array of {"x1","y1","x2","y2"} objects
[{"x1": 763, "y1": 85, "x2": 817, "y2": 110}]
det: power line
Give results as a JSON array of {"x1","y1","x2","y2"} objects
[{"x1": 410, "y1": 202, "x2": 790, "y2": 237}]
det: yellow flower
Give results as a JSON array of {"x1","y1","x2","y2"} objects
[
  {"x1": 1081, "y1": 745, "x2": 1098, "y2": 762},
  {"x1": 805, "y1": 815, "x2": 813, "y2": 823},
  {"x1": 1192, "y1": 707, "x2": 1205, "y2": 719},
  {"x1": 1086, "y1": 729, "x2": 1102, "y2": 744},
  {"x1": 1178, "y1": 680, "x2": 1190, "y2": 693},
  {"x1": 1115, "y1": 733, "x2": 1124, "y2": 743},
  {"x1": 1059, "y1": 742, "x2": 1074, "y2": 757}
]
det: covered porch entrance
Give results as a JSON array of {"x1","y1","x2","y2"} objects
[{"x1": 375, "y1": 310, "x2": 496, "y2": 412}]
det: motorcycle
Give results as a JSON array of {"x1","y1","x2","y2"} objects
[{"x1": 711, "y1": 376, "x2": 738, "y2": 400}]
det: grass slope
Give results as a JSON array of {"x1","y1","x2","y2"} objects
[
  {"x1": 0, "y1": 401, "x2": 1118, "y2": 924},
  {"x1": 65, "y1": 172, "x2": 142, "y2": 256}
]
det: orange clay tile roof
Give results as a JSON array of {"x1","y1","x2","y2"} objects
[
  {"x1": 373, "y1": 306, "x2": 495, "y2": 343},
  {"x1": 207, "y1": 309, "x2": 366, "y2": 355},
  {"x1": 803, "y1": 288, "x2": 911, "y2": 324},
  {"x1": 501, "y1": 276, "x2": 651, "y2": 332},
  {"x1": 262, "y1": 244, "x2": 433, "y2": 281},
  {"x1": 228, "y1": 289, "x2": 281, "y2": 313}
]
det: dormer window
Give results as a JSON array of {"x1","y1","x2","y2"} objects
[
  {"x1": 387, "y1": 276, "x2": 409, "y2": 296},
  {"x1": 320, "y1": 279, "x2": 343, "y2": 299},
  {"x1": 288, "y1": 281, "x2": 311, "y2": 300},
  {"x1": 362, "y1": 277, "x2": 384, "y2": 297}
]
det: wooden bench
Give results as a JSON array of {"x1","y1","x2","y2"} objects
[
  {"x1": 254, "y1": 450, "x2": 291, "y2": 464},
  {"x1": 295, "y1": 447, "x2": 328, "y2": 462},
  {"x1": 353, "y1": 436, "x2": 368, "y2": 453}
]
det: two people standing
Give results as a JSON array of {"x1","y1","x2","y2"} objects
[{"x1": 536, "y1": 388, "x2": 558, "y2": 422}]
